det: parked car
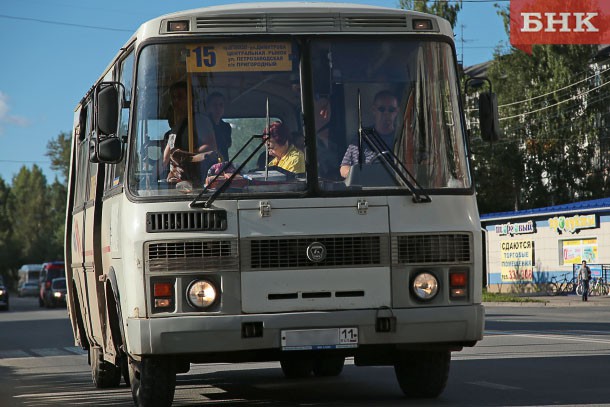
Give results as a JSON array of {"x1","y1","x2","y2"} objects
[
  {"x1": 0, "y1": 276, "x2": 9, "y2": 311},
  {"x1": 18, "y1": 281, "x2": 39, "y2": 297},
  {"x1": 43, "y1": 277, "x2": 67, "y2": 308},
  {"x1": 39, "y1": 261, "x2": 65, "y2": 308}
]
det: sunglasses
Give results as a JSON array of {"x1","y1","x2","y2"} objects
[{"x1": 375, "y1": 106, "x2": 397, "y2": 113}]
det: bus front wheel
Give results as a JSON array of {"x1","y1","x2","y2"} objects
[
  {"x1": 128, "y1": 356, "x2": 176, "y2": 407},
  {"x1": 394, "y1": 350, "x2": 450, "y2": 398}
]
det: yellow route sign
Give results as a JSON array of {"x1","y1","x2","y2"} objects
[{"x1": 186, "y1": 42, "x2": 293, "y2": 72}]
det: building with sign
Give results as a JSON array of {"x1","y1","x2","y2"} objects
[{"x1": 480, "y1": 197, "x2": 610, "y2": 292}]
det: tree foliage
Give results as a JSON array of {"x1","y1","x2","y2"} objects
[
  {"x1": 399, "y1": 0, "x2": 462, "y2": 28},
  {"x1": 46, "y1": 131, "x2": 71, "y2": 183},
  {"x1": 468, "y1": 7, "x2": 606, "y2": 212},
  {"x1": 0, "y1": 132, "x2": 69, "y2": 287}
]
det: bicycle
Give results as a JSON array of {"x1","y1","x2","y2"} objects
[
  {"x1": 576, "y1": 277, "x2": 609, "y2": 296},
  {"x1": 589, "y1": 277, "x2": 609, "y2": 296},
  {"x1": 546, "y1": 272, "x2": 576, "y2": 296}
]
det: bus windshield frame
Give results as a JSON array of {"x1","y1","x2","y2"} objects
[{"x1": 126, "y1": 35, "x2": 471, "y2": 201}]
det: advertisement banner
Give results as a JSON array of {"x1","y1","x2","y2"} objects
[
  {"x1": 562, "y1": 238, "x2": 598, "y2": 264},
  {"x1": 500, "y1": 240, "x2": 534, "y2": 282},
  {"x1": 510, "y1": 0, "x2": 610, "y2": 54}
]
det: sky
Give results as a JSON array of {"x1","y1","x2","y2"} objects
[{"x1": 0, "y1": 0, "x2": 508, "y2": 184}]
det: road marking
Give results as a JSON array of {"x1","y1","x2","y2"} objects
[
  {"x1": 31, "y1": 348, "x2": 72, "y2": 357},
  {"x1": 487, "y1": 330, "x2": 610, "y2": 345},
  {"x1": 467, "y1": 381, "x2": 522, "y2": 390},
  {"x1": 64, "y1": 346, "x2": 88, "y2": 355},
  {"x1": 0, "y1": 350, "x2": 30, "y2": 359},
  {"x1": 0, "y1": 347, "x2": 87, "y2": 359}
]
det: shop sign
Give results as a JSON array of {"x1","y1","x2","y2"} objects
[
  {"x1": 495, "y1": 220, "x2": 535, "y2": 236},
  {"x1": 500, "y1": 239, "x2": 534, "y2": 282},
  {"x1": 548, "y1": 214, "x2": 596, "y2": 234}
]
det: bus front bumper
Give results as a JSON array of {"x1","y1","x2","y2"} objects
[{"x1": 126, "y1": 304, "x2": 484, "y2": 357}]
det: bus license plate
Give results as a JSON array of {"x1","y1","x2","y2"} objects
[{"x1": 281, "y1": 327, "x2": 358, "y2": 351}]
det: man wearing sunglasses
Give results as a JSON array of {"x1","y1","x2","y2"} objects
[{"x1": 340, "y1": 90, "x2": 398, "y2": 178}]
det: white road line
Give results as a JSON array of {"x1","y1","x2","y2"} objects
[
  {"x1": 487, "y1": 330, "x2": 610, "y2": 345},
  {"x1": 0, "y1": 350, "x2": 30, "y2": 359},
  {"x1": 64, "y1": 346, "x2": 88, "y2": 355},
  {"x1": 0, "y1": 347, "x2": 88, "y2": 359},
  {"x1": 467, "y1": 381, "x2": 522, "y2": 390},
  {"x1": 30, "y1": 348, "x2": 71, "y2": 357}
]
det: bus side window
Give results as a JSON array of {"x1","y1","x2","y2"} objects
[
  {"x1": 75, "y1": 104, "x2": 92, "y2": 207},
  {"x1": 104, "y1": 51, "x2": 134, "y2": 192}
]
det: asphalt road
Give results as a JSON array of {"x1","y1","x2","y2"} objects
[{"x1": 2, "y1": 296, "x2": 610, "y2": 406}]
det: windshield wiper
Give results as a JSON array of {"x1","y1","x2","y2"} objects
[
  {"x1": 190, "y1": 98, "x2": 272, "y2": 209},
  {"x1": 356, "y1": 90, "x2": 431, "y2": 203},
  {"x1": 189, "y1": 134, "x2": 268, "y2": 208}
]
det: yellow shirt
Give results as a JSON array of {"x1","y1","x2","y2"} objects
[{"x1": 269, "y1": 144, "x2": 305, "y2": 174}]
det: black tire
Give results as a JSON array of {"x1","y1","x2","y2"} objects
[
  {"x1": 128, "y1": 357, "x2": 176, "y2": 406},
  {"x1": 394, "y1": 350, "x2": 450, "y2": 398},
  {"x1": 313, "y1": 356, "x2": 345, "y2": 377},
  {"x1": 546, "y1": 283, "x2": 558, "y2": 296},
  {"x1": 91, "y1": 347, "x2": 121, "y2": 388},
  {"x1": 280, "y1": 358, "x2": 313, "y2": 378}
]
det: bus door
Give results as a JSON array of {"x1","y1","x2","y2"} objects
[{"x1": 71, "y1": 100, "x2": 105, "y2": 348}]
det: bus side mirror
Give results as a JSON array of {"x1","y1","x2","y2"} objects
[
  {"x1": 93, "y1": 82, "x2": 125, "y2": 163},
  {"x1": 98, "y1": 138, "x2": 123, "y2": 163},
  {"x1": 97, "y1": 84, "x2": 119, "y2": 136},
  {"x1": 479, "y1": 91, "x2": 501, "y2": 142}
]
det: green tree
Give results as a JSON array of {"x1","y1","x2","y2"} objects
[
  {"x1": 470, "y1": 23, "x2": 602, "y2": 210},
  {"x1": 46, "y1": 131, "x2": 71, "y2": 183},
  {"x1": 47, "y1": 179, "x2": 67, "y2": 260},
  {"x1": 0, "y1": 177, "x2": 19, "y2": 286},
  {"x1": 399, "y1": 0, "x2": 462, "y2": 28},
  {"x1": 8, "y1": 166, "x2": 55, "y2": 262}
]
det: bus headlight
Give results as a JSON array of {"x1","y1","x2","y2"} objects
[
  {"x1": 411, "y1": 272, "x2": 439, "y2": 301},
  {"x1": 187, "y1": 280, "x2": 218, "y2": 309}
]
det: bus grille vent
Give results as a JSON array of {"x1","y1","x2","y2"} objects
[
  {"x1": 394, "y1": 234, "x2": 472, "y2": 264},
  {"x1": 342, "y1": 15, "x2": 408, "y2": 30},
  {"x1": 268, "y1": 16, "x2": 340, "y2": 32},
  {"x1": 195, "y1": 16, "x2": 267, "y2": 32},
  {"x1": 146, "y1": 211, "x2": 227, "y2": 232},
  {"x1": 146, "y1": 240, "x2": 238, "y2": 272},
  {"x1": 246, "y1": 235, "x2": 387, "y2": 270}
]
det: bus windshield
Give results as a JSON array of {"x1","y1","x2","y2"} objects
[{"x1": 128, "y1": 38, "x2": 470, "y2": 198}]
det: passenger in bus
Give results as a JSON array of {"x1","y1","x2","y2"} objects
[
  {"x1": 265, "y1": 121, "x2": 305, "y2": 174},
  {"x1": 162, "y1": 81, "x2": 219, "y2": 185},
  {"x1": 314, "y1": 95, "x2": 341, "y2": 180},
  {"x1": 205, "y1": 92, "x2": 232, "y2": 162},
  {"x1": 339, "y1": 90, "x2": 398, "y2": 178}
]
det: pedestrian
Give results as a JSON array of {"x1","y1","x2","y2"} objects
[{"x1": 578, "y1": 260, "x2": 592, "y2": 302}]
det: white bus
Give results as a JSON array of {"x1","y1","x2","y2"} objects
[{"x1": 66, "y1": 3, "x2": 498, "y2": 406}]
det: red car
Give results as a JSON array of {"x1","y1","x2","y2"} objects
[{"x1": 39, "y1": 261, "x2": 65, "y2": 308}]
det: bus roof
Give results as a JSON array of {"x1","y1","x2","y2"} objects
[{"x1": 135, "y1": 2, "x2": 454, "y2": 39}]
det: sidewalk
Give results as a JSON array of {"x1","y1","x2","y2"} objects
[{"x1": 484, "y1": 293, "x2": 610, "y2": 307}]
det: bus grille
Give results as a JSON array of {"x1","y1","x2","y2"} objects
[
  {"x1": 245, "y1": 235, "x2": 388, "y2": 270},
  {"x1": 146, "y1": 211, "x2": 227, "y2": 232},
  {"x1": 342, "y1": 16, "x2": 408, "y2": 30},
  {"x1": 196, "y1": 16, "x2": 266, "y2": 32},
  {"x1": 146, "y1": 240, "x2": 238, "y2": 272},
  {"x1": 394, "y1": 234, "x2": 472, "y2": 264},
  {"x1": 192, "y1": 15, "x2": 410, "y2": 33}
]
